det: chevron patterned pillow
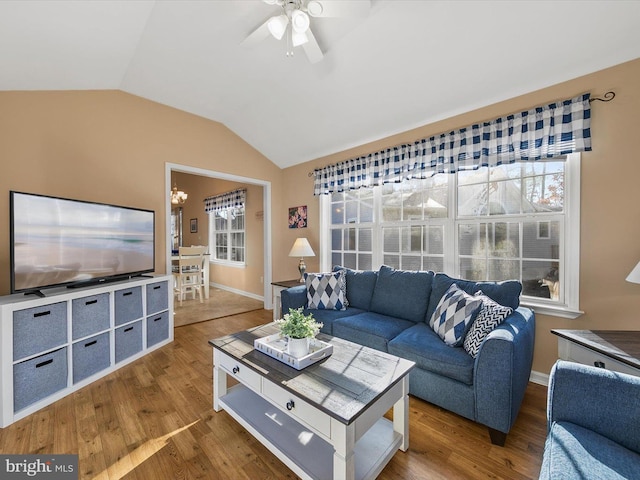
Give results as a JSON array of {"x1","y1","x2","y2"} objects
[
  {"x1": 463, "y1": 291, "x2": 513, "y2": 358},
  {"x1": 430, "y1": 283, "x2": 483, "y2": 347}
]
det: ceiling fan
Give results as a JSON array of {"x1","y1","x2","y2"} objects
[{"x1": 242, "y1": 0, "x2": 371, "y2": 64}]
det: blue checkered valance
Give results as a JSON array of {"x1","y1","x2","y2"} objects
[
  {"x1": 203, "y1": 188, "x2": 246, "y2": 213},
  {"x1": 313, "y1": 93, "x2": 591, "y2": 195}
]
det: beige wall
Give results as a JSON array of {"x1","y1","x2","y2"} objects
[
  {"x1": 282, "y1": 57, "x2": 640, "y2": 376},
  {"x1": 0, "y1": 90, "x2": 283, "y2": 296}
]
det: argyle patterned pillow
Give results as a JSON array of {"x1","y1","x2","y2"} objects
[
  {"x1": 430, "y1": 283, "x2": 483, "y2": 347},
  {"x1": 305, "y1": 270, "x2": 347, "y2": 310},
  {"x1": 463, "y1": 290, "x2": 513, "y2": 358}
]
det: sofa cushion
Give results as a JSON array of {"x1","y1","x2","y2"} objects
[
  {"x1": 301, "y1": 307, "x2": 366, "y2": 335},
  {"x1": 332, "y1": 312, "x2": 415, "y2": 352},
  {"x1": 463, "y1": 291, "x2": 513, "y2": 358},
  {"x1": 430, "y1": 284, "x2": 483, "y2": 347},
  {"x1": 539, "y1": 421, "x2": 640, "y2": 480},
  {"x1": 369, "y1": 265, "x2": 434, "y2": 323},
  {"x1": 333, "y1": 266, "x2": 378, "y2": 310},
  {"x1": 426, "y1": 273, "x2": 522, "y2": 324},
  {"x1": 388, "y1": 323, "x2": 475, "y2": 385},
  {"x1": 305, "y1": 271, "x2": 347, "y2": 310}
]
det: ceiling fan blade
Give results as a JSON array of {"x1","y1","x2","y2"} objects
[
  {"x1": 241, "y1": 19, "x2": 271, "y2": 48},
  {"x1": 306, "y1": 0, "x2": 371, "y2": 18},
  {"x1": 302, "y1": 28, "x2": 324, "y2": 64}
]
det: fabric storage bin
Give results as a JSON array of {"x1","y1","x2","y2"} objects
[
  {"x1": 13, "y1": 302, "x2": 68, "y2": 361},
  {"x1": 114, "y1": 286, "x2": 143, "y2": 326},
  {"x1": 13, "y1": 347, "x2": 68, "y2": 412},
  {"x1": 72, "y1": 293, "x2": 110, "y2": 340},
  {"x1": 146, "y1": 281, "x2": 168, "y2": 315},
  {"x1": 146, "y1": 311, "x2": 169, "y2": 348},
  {"x1": 115, "y1": 320, "x2": 143, "y2": 363},
  {"x1": 72, "y1": 332, "x2": 110, "y2": 384}
]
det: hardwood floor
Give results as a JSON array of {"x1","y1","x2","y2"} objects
[{"x1": 0, "y1": 309, "x2": 547, "y2": 479}]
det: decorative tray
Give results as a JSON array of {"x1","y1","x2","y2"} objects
[{"x1": 254, "y1": 334, "x2": 333, "y2": 370}]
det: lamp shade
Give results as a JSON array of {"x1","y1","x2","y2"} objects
[
  {"x1": 626, "y1": 261, "x2": 640, "y2": 284},
  {"x1": 288, "y1": 238, "x2": 315, "y2": 258}
]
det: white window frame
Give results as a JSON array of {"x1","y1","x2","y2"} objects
[
  {"x1": 209, "y1": 207, "x2": 246, "y2": 267},
  {"x1": 320, "y1": 153, "x2": 582, "y2": 319}
]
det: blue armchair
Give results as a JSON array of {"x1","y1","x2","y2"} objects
[{"x1": 540, "y1": 360, "x2": 640, "y2": 480}]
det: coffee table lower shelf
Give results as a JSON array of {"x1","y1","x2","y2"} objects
[{"x1": 219, "y1": 385, "x2": 402, "y2": 480}]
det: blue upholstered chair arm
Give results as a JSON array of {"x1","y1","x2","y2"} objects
[
  {"x1": 547, "y1": 360, "x2": 640, "y2": 454},
  {"x1": 474, "y1": 307, "x2": 536, "y2": 433},
  {"x1": 280, "y1": 285, "x2": 307, "y2": 314}
]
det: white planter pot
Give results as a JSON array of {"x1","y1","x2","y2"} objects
[{"x1": 287, "y1": 337, "x2": 310, "y2": 358}]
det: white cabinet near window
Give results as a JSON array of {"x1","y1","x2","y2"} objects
[{"x1": 0, "y1": 275, "x2": 173, "y2": 428}]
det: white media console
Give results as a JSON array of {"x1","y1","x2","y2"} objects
[{"x1": 0, "y1": 274, "x2": 173, "y2": 428}]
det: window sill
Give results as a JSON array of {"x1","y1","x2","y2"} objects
[
  {"x1": 520, "y1": 300, "x2": 584, "y2": 319},
  {"x1": 210, "y1": 260, "x2": 246, "y2": 269}
]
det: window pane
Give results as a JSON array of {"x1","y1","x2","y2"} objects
[
  {"x1": 381, "y1": 184, "x2": 402, "y2": 221},
  {"x1": 383, "y1": 227, "x2": 400, "y2": 253},
  {"x1": 231, "y1": 210, "x2": 244, "y2": 230},
  {"x1": 488, "y1": 259, "x2": 520, "y2": 281},
  {"x1": 459, "y1": 257, "x2": 486, "y2": 281},
  {"x1": 401, "y1": 226, "x2": 422, "y2": 254},
  {"x1": 344, "y1": 228, "x2": 356, "y2": 250},
  {"x1": 522, "y1": 174, "x2": 564, "y2": 212},
  {"x1": 523, "y1": 221, "x2": 560, "y2": 259},
  {"x1": 332, "y1": 252, "x2": 342, "y2": 268},
  {"x1": 458, "y1": 184, "x2": 488, "y2": 216},
  {"x1": 215, "y1": 214, "x2": 227, "y2": 230},
  {"x1": 402, "y1": 256, "x2": 422, "y2": 271},
  {"x1": 458, "y1": 224, "x2": 484, "y2": 256},
  {"x1": 331, "y1": 229, "x2": 342, "y2": 250},
  {"x1": 458, "y1": 167, "x2": 487, "y2": 186},
  {"x1": 358, "y1": 228, "x2": 372, "y2": 252},
  {"x1": 522, "y1": 261, "x2": 560, "y2": 300},
  {"x1": 344, "y1": 253, "x2": 356, "y2": 269},
  {"x1": 384, "y1": 255, "x2": 400, "y2": 269},
  {"x1": 488, "y1": 222, "x2": 519, "y2": 257},
  {"x1": 488, "y1": 179, "x2": 521, "y2": 215},
  {"x1": 424, "y1": 256, "x2": 444, "y2": 272},
  {"x1": 360, "y1": 190, "x2": 374, "y2": 222},
  {"x1": 425, "y1": 226, "x2": 444, "y2": 254},
  {"x1": 331, "y1": 204, "x2": 344, "y2": 224},
  {"x1": 358, "y1": 253, "x2": 372, "y2": 270}
]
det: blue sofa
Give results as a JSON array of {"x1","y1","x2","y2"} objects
[
  {"x1": 281, "y1": 265, "x2": 536, "y2": 446},
  {"x1": 540, "y1": 360, "x2": 640, "y2": 479}
]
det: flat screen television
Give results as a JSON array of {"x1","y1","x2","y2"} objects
[{"x1": 10, "y1": 191, "x2": 155, "y2": 295}]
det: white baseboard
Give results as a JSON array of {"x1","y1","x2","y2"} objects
[
  {"x1": 529, "y1": 370, "x2": 549, "y2": 387},
  {"x1": 210, "y1": 282, "x2": 264, "y2": 303}
]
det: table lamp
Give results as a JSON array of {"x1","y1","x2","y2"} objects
[
  {"x1": 626, "y1": 261, "x2": 640, "y2": 284},
  {"x1": 288, "y1": 238, "x2": 315, "y2": 282}
]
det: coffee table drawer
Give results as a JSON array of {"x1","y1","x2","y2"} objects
[
  {"x1": 263, "y1": 379, "x2": 331, "y2": 438},
  {"x1": 216, "y1": 352, "x2": 261, "y2": 392}
]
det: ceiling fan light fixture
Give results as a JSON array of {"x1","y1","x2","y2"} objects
[
  {"x1": 267, "y1": 14, "x2": 289, "y2": 40},
  {"x1": 263, "y1": 0, "x2": 280, "y2": 4},
  {"x1": 306, "y1": 1, "x2": 323, "y2": 17},
  {"x1": 292, "y1": 30, "x2": 308, "y2": 47},
  {"x1": 291, "y1": 10, "x2": 310, "y2": 33}
]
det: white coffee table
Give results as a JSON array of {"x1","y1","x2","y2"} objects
[{"x1": 210, "y1": 323, "x2": 415, "y2": 480}]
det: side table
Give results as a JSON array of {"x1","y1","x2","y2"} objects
[
  {"x1": 551, "y1": 329, "x2": 640, "y2": 377},
  {"x1": 271, "y1": 279, "x2": 303, "y2": 320}
]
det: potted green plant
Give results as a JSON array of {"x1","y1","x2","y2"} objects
[{"x1": 276, "y1": 308, "x2": 323, "y2": 358}]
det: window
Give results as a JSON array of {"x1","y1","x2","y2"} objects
[
  {"x1": 209, "y1": 207, "x2": 245, "y2": 265},
  {"x1": 322, "y1": 153, "x2": 581, "y2": 318}
]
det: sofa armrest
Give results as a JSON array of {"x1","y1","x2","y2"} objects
[
  {"x1": 280, "y1": 285, "x2": 307, "y2": 315},
  {"x1": 474, "y1": 307, "x2": 535, "y2": 434},
  {"x1": 548, "y1": 360, "x2": 640, "y2": 454}
]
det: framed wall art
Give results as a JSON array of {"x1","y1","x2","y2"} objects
[{"x1": 288, "y1": 205, "x2": 307, "y2": 229}]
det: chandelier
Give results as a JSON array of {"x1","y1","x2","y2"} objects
[{"x1": 170, "y1": 184, "x2": 188, "y2": 205}]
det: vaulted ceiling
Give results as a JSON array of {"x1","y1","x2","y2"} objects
[{"x1": 1, "y1": 1, "x2": 639, "y2": 169}]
